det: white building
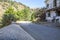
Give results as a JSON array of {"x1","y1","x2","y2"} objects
[{"x1": 45, "y1": 0, "x2": 60, "y2": 23}]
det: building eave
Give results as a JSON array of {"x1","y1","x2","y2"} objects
[
  {"x1": 46, "y1": 7, "x2": 60, "y2": 12},
  {"x1": 45, "y1": 0, "x2": 49, "y2": 3}
]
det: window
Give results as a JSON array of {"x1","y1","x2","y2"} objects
[
  {"x1": 48, "y1": 12, "x2": 50, "y2": 17},
  {"x1": 47, "y1": 4, "x2": 49, "y2": 8},
  {"x1": 56, "y1": 11, "x2": 60, "y2": 16},
  {"x1": 53, "y1": 0, "x2": 57, "y2": 7}
]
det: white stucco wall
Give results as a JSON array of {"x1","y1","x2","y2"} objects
[
  {"x1": 46, "y1": 11, "x2": 56, "y2": 22},
  {"x1": 57, "y1": 0, "x2": 60, "y2": 7},
  {"x1": 47, "y1": 0, "x2": 54, "y2": 9},
  {"x1": 46, "y1": 11, "x2": 60, "y2": 23},
  {"x1": 46, "y1": 11, "x2": 56, "y2": 17},
  {"x1": 46, "y1": 12, "x2": 53, "y2": 22},
  {"x1": 46, "y1": 12, "x2": 48, "y2": 17},
  {"x1": 56, "y1": 16, "x2": 60, "y2": 23},
  {"x1": 46, "y1": 0, "x2": 60, "y2": 22},
  {"x1": 50, "y1": 11, "x2": 56, "y2": 17},
  {"x1": 46, "y1": 0, "x2": 60, "y2": 10}
]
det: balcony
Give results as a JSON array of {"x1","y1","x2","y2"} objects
[
  {"x1": 46, "y1": 0, "x2": 60, "y2": 11},
  {"x1": 46, "y1": 6, "x2": 54, "y2": 11}
]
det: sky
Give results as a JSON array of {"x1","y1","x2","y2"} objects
[{"x1": 14, "y1": 0, "x2": 46, "y2": 8}]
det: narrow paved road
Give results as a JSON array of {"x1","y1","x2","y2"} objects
[
  {"x1": 18, "y1": 22, "x2": 60, "y2": 40},
  {"x1": 0, "y1": 24, "x2": 35, "y2": 40}
]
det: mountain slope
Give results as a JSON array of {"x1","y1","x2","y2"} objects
[{"x1": 0, "y1": 0, "x2": 29, "y2": 19}]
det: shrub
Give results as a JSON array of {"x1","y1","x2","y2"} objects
[
  {"x1": 17, "y1": 8, "x2": 31, "y2": 21},
  {"x1": 1, "y1": 6, "x2": 18, "y2": 27},
  {"x1": 1, "y1": 6, "x2": 31, "y2": 27}
]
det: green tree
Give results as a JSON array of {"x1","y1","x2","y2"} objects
[
  {"x1": 23, "y1": 8, "x2": 31, "y2": 21},
  {"x1": 31, "y1": 8, "x2": 46, "y2": 22},
  {"x1": 31, "y1": 12, "x2": 35, "y2": 21},
  {"x1": 2, "y1": 6, "x2": 18, "y2": 27},
  {"x1": 17, "y1": 8, "x2": 31, "y2": 21}
]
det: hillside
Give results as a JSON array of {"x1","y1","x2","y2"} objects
[{"x1": 0, "y1": 0, "x2": 29, "y2": 19}]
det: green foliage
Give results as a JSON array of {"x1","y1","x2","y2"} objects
[
  {"x1": 0, "y1": 0, "x2": 31, "y2": 28},
  {"x1": 17, "y1": 8, "x2": 31, "y2": 21},
  {"x1": 30, "y1": 12, "x2": 35, "y2": 21},
  {"x1": 0, "y1": 0, "x2": 11, "y2": 2},
  {"x1": 2, "y1": 6, "x2": 18, "y2": 26},
  {"x1": 23, "y1": 8, "x2": 31, "y2": 21},
  {"x1": 31, "y1": 8, "x2": 46, "y2": 22},
  {"x1": 1, "y1": 6, "x2": 32, "y2": 27}
]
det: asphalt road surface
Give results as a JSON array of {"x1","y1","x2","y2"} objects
[
  {"x1": 18, "y1": 22, "x2": 60, "y2": 40},
  {"x1": 0, "y1": 24, "x2": 35, "y2": 40},
  {"x1": 0, "y1": 21, "x2": 60, "y2": 40}
]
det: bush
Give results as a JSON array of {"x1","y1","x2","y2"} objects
[
  {"x1": 17, "y1": 8, "x2": 31, "y2": 21},
  {"x1": 1, "y1": 6, "x2": 32, "y2": 27},
  {"x1": 1, "y1": 6, "x2": 31, "y2": 27},
  {"x1": 2, "y1": 6, "x2": 18, "y2": 27},
  {"x1": 32, "y1": 8, "x2": 46, "y2": 22}
]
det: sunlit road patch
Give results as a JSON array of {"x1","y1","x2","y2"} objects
[{"x1": 16, "y1": 21, "x2": 31, "y2": 23}]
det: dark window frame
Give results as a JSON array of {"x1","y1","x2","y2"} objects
[
  {"x1": 56, "y1": 11, "x2": 60, "y2": 16},
  {"x1": 48, "y1": 12, "x2": 50, "y2": 17},
  {"x1": 53, "y1": 0, "x2": 57, "y2": 7},
  {"x1": 47, "y1": 4, "x2": 49, "y2": 8}
]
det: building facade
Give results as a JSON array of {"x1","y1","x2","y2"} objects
[{"x1": 45, "y1": 0, "x2": 60, "y2": 23}]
